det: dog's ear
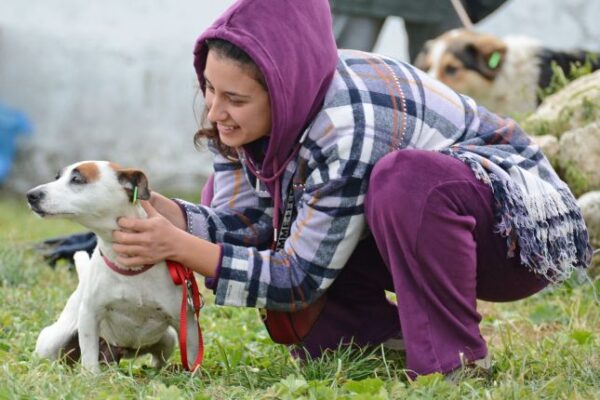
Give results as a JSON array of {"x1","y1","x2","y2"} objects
[
  {"x1": 464, "y1": 35, "x2": 507, "y2": 80},
  {"x1": 414, "y1": 40, "x2": 433, "y2": 70},
  {"x1": 116, "y1": 169, "x2": 151, "y2": 202}
]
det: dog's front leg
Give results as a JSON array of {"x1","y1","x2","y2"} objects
[
  {"x1": 35, "y1": 253, "x2": 90, "y2": 360},
  {"x1": 35, "y1": 286, "x2": 82, "y2": 360},
  {"x1": 78, "y1": 302, "x2": 101, "y2": 373}
]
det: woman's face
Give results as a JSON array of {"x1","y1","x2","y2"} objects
[{"x1": 203, "y1": 50, "x2": 271, "y2": 148}]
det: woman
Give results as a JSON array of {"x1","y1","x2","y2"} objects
[{"x1": 112, "y1": 0, "x2": 591, "y2": 377}]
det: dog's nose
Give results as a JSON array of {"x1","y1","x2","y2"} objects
[{"x1": 26, "y1": 189, "x2": 45, "y2": 205}]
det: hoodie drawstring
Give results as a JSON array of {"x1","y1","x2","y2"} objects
[
  {"x1": 242, "y1": 141, "x2": 304, "y2": 250},
  {"x1": 272, "y1": 170, "x2": 281, "y2": 248}
]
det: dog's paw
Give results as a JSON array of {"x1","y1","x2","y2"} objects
[{"x1": 81, "y1": 362, "x2": 101, "y2": 375}]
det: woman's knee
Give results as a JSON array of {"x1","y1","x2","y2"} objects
[
  {"x1": 365, "y1": 150, "x2": 472, "y2": 222},
  {"x1": 367, "y1": 150, "x2": 425, "y2": 207}
]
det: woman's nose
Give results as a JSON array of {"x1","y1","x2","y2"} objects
[{"x1": 206, "y1": 98, "x2": 227, "y2": 122}]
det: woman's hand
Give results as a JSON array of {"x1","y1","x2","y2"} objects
[
  {"x1": 112, "y1": 199, "x2": 222, "y2": 277},
  {"x1": 147, "y1": 191, "x2": 187, "y2": 230},
  {"x1": 112, "y1": 201, "x2": 183, "y2": 267}
]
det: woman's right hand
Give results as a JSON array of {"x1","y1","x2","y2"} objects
[{"x1": 114, "y1": 200, "x2": 220, "y2": 276}]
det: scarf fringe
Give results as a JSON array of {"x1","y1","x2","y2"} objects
[{"x1": 445, "y1": 151, "x2": 593, "y2": 283}]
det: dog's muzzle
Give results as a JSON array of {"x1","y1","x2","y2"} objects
[{"x1": 26, "y1": 189, "x2": 46, "y2": 215}]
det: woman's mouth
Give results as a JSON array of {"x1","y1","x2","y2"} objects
[{"x1": 217, "y1": 124, "x2": 239, "y2": 134}]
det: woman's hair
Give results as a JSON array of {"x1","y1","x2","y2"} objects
[{"x1": 194, "y1": 39, "x2": 268, "y2": 159}]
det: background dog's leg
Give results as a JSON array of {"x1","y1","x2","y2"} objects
[{"x1": 78, "y1": 303, "x2": 101, "y2": 373}]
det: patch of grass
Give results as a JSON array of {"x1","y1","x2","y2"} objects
[
  {"x1": 559, "y1": 161, "x2": 590, "y2": 197},
  {"x1": 537, "y1": 53, "x2": 599, "y2": 101},
  {"x1": 522, "y1": 111, "x2": 571, "y2": 137},
  {"x1": 0, "y1": 241, "x2": 41, "y2": 288},
  {"x1": 522, "y1": 53, "x2": 600, "y2": 137},
  {"x1": 522, "y1": 96, "x2": 600, "y2": 138},
  {"x1": 1, "y1": 198, "x2": 599, "y2": 399},
  {"x1": 581, "y1": 96, "x2": 600, "y2": 122}
]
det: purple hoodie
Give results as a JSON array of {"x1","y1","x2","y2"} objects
[{"x1": 193, "y1": 0, "x2": 338, "y2": 194}]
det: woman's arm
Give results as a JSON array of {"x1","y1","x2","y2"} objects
[
  {"x1": 112, "y1": 152, "x2": 272, "y2": 276},
  {"x1": 173, "y1": 154, "x2": 274, "y2": 248}
]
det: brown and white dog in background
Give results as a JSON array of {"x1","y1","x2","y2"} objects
[{"x1": 414, "y1": 28, "x2": 600, "y2": 116}]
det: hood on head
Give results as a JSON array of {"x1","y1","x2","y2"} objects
[{"x1": 194, "y1": 0, "x2": 338, "y2": 183}]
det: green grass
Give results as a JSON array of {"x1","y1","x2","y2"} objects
[
  {"x1": 536, "y1": 54, "x2": 599, "y2": 102},
  {"x1": 1, "y1": 192, "x2": 599, "y2": 399}
]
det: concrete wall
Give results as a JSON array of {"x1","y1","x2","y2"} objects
[
  {"x1": 0, "y1": 0, "x2": 234, "y2": 194},
  {"x1": 1, "y1": 0, "x2": 599, "y2": 194}
]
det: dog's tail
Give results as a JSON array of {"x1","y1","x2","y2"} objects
[{"x1": 73, "y1": 251, "x2": 91, "y2": 280}]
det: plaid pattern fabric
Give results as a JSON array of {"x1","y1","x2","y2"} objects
[{"x1": 176, "y1": 50, "x2": 591, "y2": 310}]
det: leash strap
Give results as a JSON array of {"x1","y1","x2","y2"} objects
[
  {"x1": 273, "y1": 179, "x2": 298, "y2": 251},
  {"x1": 449, "y1": 0, "x2": 474, "y2": 29},
  {"x1": 167, "y1": 260, "x2": 204, "y2": 371}
]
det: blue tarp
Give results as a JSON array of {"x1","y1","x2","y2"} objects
[{"x1": 0, "y1": 103, "x2": 32, "y2": 183}]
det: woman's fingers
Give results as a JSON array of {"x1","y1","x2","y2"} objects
[
  {"x1": 141, "y1": 200, "x2": 159, "y2": 217},
  {"x1": 111, "y1": 203, "x2": 176, "y2": 265},
  {"x1": 112, "y1": 243, "x2": 146, "y2": 257},
  {"x1": 112, "y1": 229, "x2": 148, "y2": 245},
  {"x1": 113, "y1": 243, "x2": 160, "y2": 266},
  {"x1": 117, "y1": 216, "x2": 143, "y2": 232}
]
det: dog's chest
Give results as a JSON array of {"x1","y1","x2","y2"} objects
[
  {"x1": 88, "y1": 263, "x2": 180, "y2": 347},
  {"x1": 99, "y1": 299, "x2": 174, "y2": 347}
]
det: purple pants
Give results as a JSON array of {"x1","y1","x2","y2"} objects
[{"x1": 297, "y1": 150, "x2": 549, "y2": 376}]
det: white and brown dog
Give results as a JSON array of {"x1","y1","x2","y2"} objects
[
  {"x1": 27, "y1": 161, "x2": 200, "y2": 373},
  {"x1": 414, "y1": 28, "x2": 600, "y2": 116}
]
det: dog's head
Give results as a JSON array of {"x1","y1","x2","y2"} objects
[
  {"x1": 414, "y1": 29, "x2": 507, "y2": 98},
  {"x1": 26, "y1": 161, "x2": 150, "y2": 230}
]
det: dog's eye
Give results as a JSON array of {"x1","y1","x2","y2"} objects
[
  {"x1": 444, "y1": 65, "x2": 459, "y2": 76},
  {"x1": 70, "y1": 174, "x2": 86, "y2": 185}
]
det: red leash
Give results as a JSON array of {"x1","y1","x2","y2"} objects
[{"x1": 167, "y1": 260, "x2": 204, "y2": 371}]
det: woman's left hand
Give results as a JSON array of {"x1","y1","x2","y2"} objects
[{"x1": 112, "y1": 201, "x2": 182, "y2": 267}]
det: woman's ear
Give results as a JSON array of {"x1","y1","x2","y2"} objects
[{"x1": 116, "y1": 168, "x2": 151, "y2": 202}]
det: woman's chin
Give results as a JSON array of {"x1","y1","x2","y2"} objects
[{"x1": 219, "y1": 132, "x2": 242, "y2": 147}]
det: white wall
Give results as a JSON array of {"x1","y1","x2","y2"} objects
[
  {"x1": 1, "y1": 0, "x2": 599, "y2": 194},
  {"x1": 0, "y1": 0, "x2": 235, "y2": 194}
]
